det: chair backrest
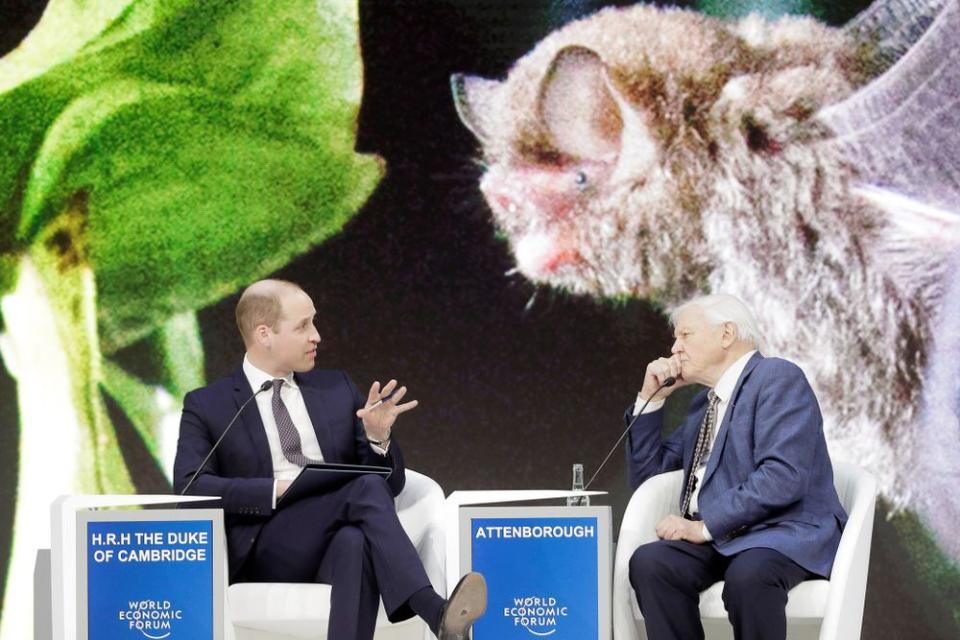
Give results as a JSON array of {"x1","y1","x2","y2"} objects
[
  {"x1": 832, "y1": 461, "x2": 870, "y2": 513},
  {"x1": 820, "y1": 461, "x2": 877, "y2": 640}
]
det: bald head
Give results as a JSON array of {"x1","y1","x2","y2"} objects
[{"x1": 235, "y1": 279, "x2": 305, "y2": 347}]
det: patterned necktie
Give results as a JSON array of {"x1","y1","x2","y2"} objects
[
  {"x1": 271, "y1": 379, "x2": 322, "y2": 467},
  {"x1": 681, "y1": 390, "x2": 721, "y2": 517}
]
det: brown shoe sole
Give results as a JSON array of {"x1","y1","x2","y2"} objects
[{"x1": 439, "y1": 572, "x2": 487, "y2": 640}]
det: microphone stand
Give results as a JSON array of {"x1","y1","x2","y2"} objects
[
  {"x1": 180, "y1": 380, "x2": 273, "y2": 496},
  {"x1": 583, "y1": 377, "x2": 676, "y2": 491}
]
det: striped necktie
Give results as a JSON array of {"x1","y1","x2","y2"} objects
[{"x1": 681, "y1": 390, "x2": 720, "y2": 518}]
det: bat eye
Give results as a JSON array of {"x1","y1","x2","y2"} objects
[{"x1": 574, "y1": 171, "x2": 588, "y2": 190}]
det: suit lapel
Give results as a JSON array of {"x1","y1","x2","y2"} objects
[
  {"x1": 296, "y1": 374, "x2": 335, "y2": 461},
  {"x1": 232, "y1": 369, "x2": 273, "y2": 475},
  {"x1": 702, "y1": 352, "x2": 764, "y2": 487}
]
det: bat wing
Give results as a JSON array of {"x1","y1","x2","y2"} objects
[
  {"x1": 818, "y1": 0, "x2": 960, "y2": 232},
  {"x1": 846, "y1": 0, "x2": 949, "y2": 73},
  {"x1": 829, "y1": 2, "x2": 960, "y2": 563}
]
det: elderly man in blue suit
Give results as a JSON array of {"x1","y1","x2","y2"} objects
[
  {"x1": 174, "y1": 279, "x2": 485, "y2": 640},
  {"x1": 626, "y1": 293, "x2": 847, "y2": 640}
]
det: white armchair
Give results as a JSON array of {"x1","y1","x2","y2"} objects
[
  {"x1": 225, "y1": 469, "x2": 446, "y2": 640},
  {"x1": 613, "y1": 462, "x2": 877, "y2": 640}
]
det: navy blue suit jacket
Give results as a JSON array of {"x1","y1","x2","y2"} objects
[
  {"x1": 173, "y1": 367, "x2": 406, "y2": 580},
  {"x1": 625, "y1": 353, "x2": 847, "y2": 577}
]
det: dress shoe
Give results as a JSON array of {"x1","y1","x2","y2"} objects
[{"x1": 438, "y1": 572, "x2": 487, "y2": 640}]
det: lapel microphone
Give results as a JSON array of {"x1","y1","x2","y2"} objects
[
  {"x1": 180, "y1": 380, "x2": 273, "y2": 496},
  {"x1": 583, "y1": 376, "x2": 676, "y2": 491}
]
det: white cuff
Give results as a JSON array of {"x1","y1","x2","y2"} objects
[
  {"x1": 369, "y1": 441, "x2": 390, "y2": 456},
  {"x1": 633, "y1": 392, "x2": 666, "y2": 416},
  {"x1": 272, "y1": 479, "x2": 278, "y2": 510},
  {"x1": 701, "y1": 522, "x2": 713, "y2": 541}
]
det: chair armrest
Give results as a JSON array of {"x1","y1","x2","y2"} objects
[
  {"x1": 395, "y1": 469, "x2": 447, "y2": 595},
  {"x1": 618, "y1": 470, "x2": 684, "y2": 544},
  {"x1": 613, "y1": 470, "x2": 683, "y2": 640}
]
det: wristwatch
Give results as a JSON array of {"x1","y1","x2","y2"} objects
[{"x1": 367, "y1": 430, "x2": 391, "y2": 447}]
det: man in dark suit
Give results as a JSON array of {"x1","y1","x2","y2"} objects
[
  {"x1": 625, "y1": 294, "x2": 847, "y2": 640},
  {"x1": 173, "y1": 279, "x2": 486, "y2": 640}
]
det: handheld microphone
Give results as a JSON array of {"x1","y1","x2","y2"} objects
[
  {"x1": 583, "y1": 376, "x2": 676, "y2": 491},
  {"x1": 180, "y1": 380, "x2": 273, "y2": 496}
]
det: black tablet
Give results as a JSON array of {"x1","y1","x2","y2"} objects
[{"x1": 277, "y1": 462, "x2": 393, "y2": 506}]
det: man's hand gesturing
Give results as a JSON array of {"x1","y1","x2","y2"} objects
[{"x1": 356, "y1": 379, "x2": 418, "y2": 442}]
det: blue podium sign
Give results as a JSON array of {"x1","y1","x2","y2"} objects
[
  {"x1": 76, "y1": 509, "x2": 225, "y2": 640},
  {"x1": 460, "y1": 506, "x2": 611, "y2": 640}
]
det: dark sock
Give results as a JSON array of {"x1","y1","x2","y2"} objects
[{"x1": 408, "y1": 586, "x2": 446, "y2": 636}]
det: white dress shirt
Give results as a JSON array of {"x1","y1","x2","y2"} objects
[
  {"x1": 243, "y1": 356, "x2": 389, "y2": 508},
  {"x1": 243, "y1": 356, "x2": 326, "y2": 506},
  {"x1": 633, "y1": 350, "x2": 758, "y2": 540}
]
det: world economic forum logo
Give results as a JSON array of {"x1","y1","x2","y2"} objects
[
  {"x1": 117, "y1": 599, "x2": 185, "y2": 639},
  {"x1": 503, "y1": 595, "x2": 571, "y2": 637}
]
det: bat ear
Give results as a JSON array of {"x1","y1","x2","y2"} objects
[
  {"x1": 537, "y1": 46, "x2": 624, "y2": 161},
  {"x1": 451, "y1": 73, "x2": 502, "y2": 144}
]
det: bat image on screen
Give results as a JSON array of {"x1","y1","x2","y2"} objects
[{"x1": 452, "y1": 0, "x2": 960, "y2": 563}]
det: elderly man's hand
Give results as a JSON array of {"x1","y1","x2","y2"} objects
[
  {"x1": 655, "y1": 515, "x2": 709, "y2": 544},
  {"x1": 639, "y1": 355, "x2": 690, "y2": 401}
]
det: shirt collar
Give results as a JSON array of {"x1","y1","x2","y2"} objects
[
  {"x1": 712, "y1": 350, "x2": 757, "y2": 403},
  {"x1": 243, "y1": 354, "x2": 297, "y2": 391}
]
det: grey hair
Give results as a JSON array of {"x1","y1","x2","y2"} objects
[{"x1": 670, "y1": 293, "x2": 765, "y2": 350}]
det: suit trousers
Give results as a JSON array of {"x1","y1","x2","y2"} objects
[
  {"x1": 629, "y1": 540, "x2": 815, "y2": 640},
  {"x1": 238, "y1": 474, "x2": 432, "y2": 640}
]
